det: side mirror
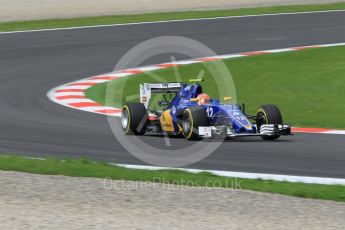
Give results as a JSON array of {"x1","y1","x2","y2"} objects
[
  {"x1": 189, "y1": 79, "x2": 204, "y2": 83},
  {"x1": 224, "y1": 96, "x2": 232, "y2": 104}
]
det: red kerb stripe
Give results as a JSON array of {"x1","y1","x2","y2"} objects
[
  {"x1": 292, "y1": 127, "x2": 331, "y2": 133},
  {"x1": 241, "y1": 51, "x2": 268, "y2": 56},
  {"x1": 56, "y1": 89, "x2": 85, "y2": 93},
  {"x1": 121, "y1": 69, "x2": 143, "y2": 74},
  {"x1": 68, "y1": 102, "x2": 102, "y2": 108},
  {"x1": 68, "y1": 82, "x2": 96, "y2": 86},
  {"x1": 196, "y1": 57, "x2": 222, "y2": 62},
  {"x1": 56, "y1": 95, "x2": 86, "y2": 100},
  {"x1": 89, "y1": 76, "x2": 118, "y2": 80},
  {"x1": 157, "y1": 63, "x2": 180, "y2": 68},
  {"x1": 293, "y1": 45, "x2": 321, "y2": 50},
  {"x1": 96, "y1": 109, "x2": 122, "y2": 114}
]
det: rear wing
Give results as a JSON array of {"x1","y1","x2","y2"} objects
[{"x1": 140, "y1": 83, "x2": 182, "y2": 108}]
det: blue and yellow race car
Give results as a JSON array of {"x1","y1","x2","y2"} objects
[{"x1": 121, "y1": 80, "x2": 292, "y2": 140}]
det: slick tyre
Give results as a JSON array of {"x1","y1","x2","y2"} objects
[
  {"x1": 182, "y1": 106, "x2": 209, "y2": 140},
  {"x1": 121, "y1": 102, "x2": 148, "y2": 135},
  {"x1": 256, "y1": 104, "x2": 282, "y2": 140}
]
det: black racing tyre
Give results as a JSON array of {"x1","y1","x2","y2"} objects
[
  {"x1": 182, "y1": 106, "x2": 209, "y2": 140},
  {"x1": 121, "y1": 102, "x2": 148, "y2": 135},
  {"x1": 256, "y1": 104, "x2": 282, "y2": 140}
]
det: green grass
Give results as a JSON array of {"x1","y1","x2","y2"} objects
[
  {"x1": 1, "y1": 2, "x2": 345, "y2": 32},
  {"x1": 0, "y1": 155, "x2": 344, "y2": 202},
  {"x1": 86, "y1": 45, "x2": 345, "y2": 129}
]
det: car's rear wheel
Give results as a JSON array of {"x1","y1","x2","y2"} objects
[
  {"x1": 182, "y1": 106, "x2": 209, "y2": 140},
  {"x1": 256, "y1": 104, "x2": 282, "y2": 140},
  {"x1": 121, "y1": 102, "x2": 148, "y2": 135}
]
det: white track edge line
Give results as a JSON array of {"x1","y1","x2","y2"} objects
[
  {"x1": 1, "y1": 9, "x2": 345, "y2": 34},
  {"x1": 114, "y1": 164, "x2": 345, "y2": 185}
]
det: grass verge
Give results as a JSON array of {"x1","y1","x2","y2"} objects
[
  {"x1": 0, "y1": 155, "x2": 344, "y2": 202},
  {"x1": 1, "y1": 2, "x2": 345, "y2": 32},
  {"x1": 86, "y1": 45, "x2": 345, "y2": 129}
]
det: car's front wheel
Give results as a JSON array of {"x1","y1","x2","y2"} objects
[
  {"x1": 256, "y1": 104, "x2": 282, "y2": 140},
  {"x1": 182, "y1": 106, "x2": 209, "y2": 140}
]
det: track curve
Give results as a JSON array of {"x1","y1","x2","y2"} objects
[{"x1": 1, "y1": 11, "x2": 345, "y2": 178}]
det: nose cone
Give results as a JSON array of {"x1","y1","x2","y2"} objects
[
  {"x1": 224, "y1": 106, "x2": 254, "y2": 132},
  {"x1": 239, "y1": 119, "x2": 253, "y2": 130},
  {"x1": 233, "y1": 116, "x2": 253, "y2": 132}
]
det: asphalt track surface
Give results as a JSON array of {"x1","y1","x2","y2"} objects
[{"x1": 1, "y1": 11, "x2": 345, "y2": 178}]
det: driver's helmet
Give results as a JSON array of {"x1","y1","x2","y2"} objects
[{"x1": 197, "y1": 93, "x2": 211, "y2": 105}]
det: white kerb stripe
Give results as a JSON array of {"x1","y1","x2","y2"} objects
[
  {"x1": 58, "y1": 85, "x2": 90, "y2": 90},
  {"x1": 322, "y1": 130, "x2": 345, "y2": 135},
  {"x1": 264, "y1": 48, "x2": 295, "y2": 53},
  {"x1": 53, "y1": 92, "x2": 85, "y2": 96},
  {"x1": 55, "y1": 99, "x2": 94, "y2": 103}
]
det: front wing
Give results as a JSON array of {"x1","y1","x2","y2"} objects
[{"x1": 198, "y1": 124, "x2": 292, "y2": 138}]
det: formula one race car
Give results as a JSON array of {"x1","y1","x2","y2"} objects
[{"x1": 121, "y1": 80, "x2": 292, "y2": 140}]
